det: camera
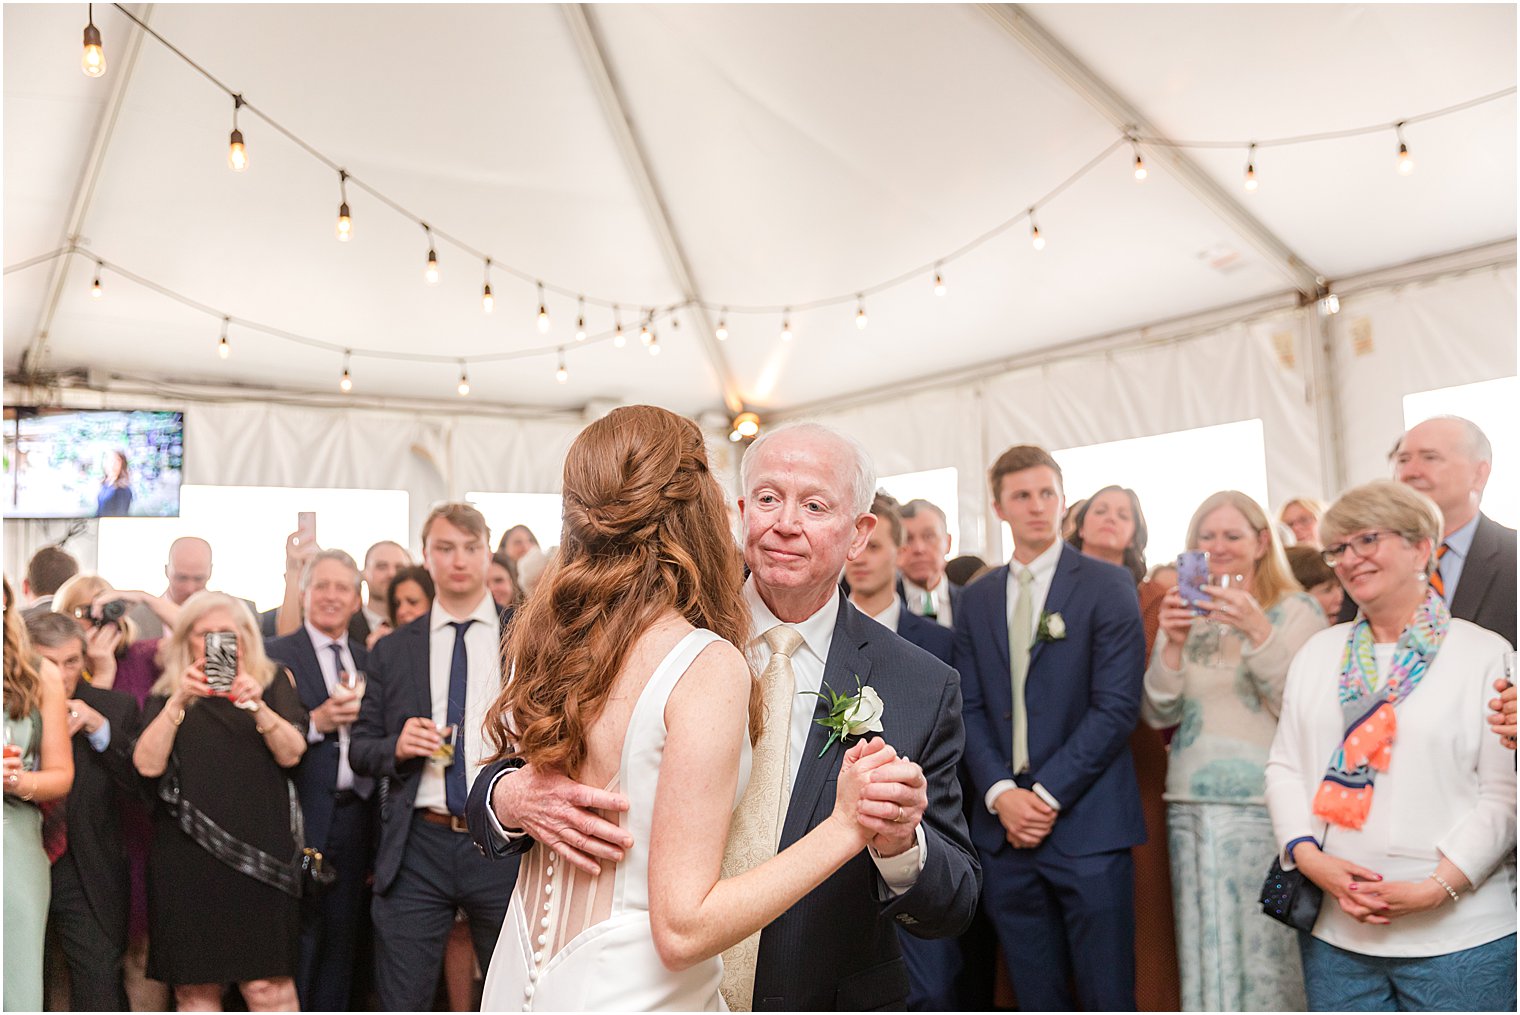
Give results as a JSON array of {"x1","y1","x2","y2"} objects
[{"x1": 76, "y1": 599, "x2": 127, "y2": 627}]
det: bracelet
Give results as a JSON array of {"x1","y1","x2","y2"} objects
[
  {"x1": 1429, "y1": 873, "x2": 1460, "y2": 903},
  {"x1": 19, "y1": 775, "x2": 35, "y2": 802},
  {"x1": 171, "y1": 707, "x2": 187, "y2": 727}
]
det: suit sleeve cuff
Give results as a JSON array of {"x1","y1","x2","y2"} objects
[
  {"x1": 870, "y1": 824, "x2": 927, "y2": 896},
  {"x1": 485, "y1": 768, "x2": 528, "y2": 844},
  {"x1": 984, "y1": 779, "x2": 1017, "y2": 814},
  {"x1": 87, "y1": 719, "x2": 112, "y2": 753},
  {"x1": 1031, "y1": 782, "x2": 1062, "y2": 811}
]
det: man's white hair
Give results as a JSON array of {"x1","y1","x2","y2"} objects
[
  {"x1": 740, "y1": 421, "x2": 877, "y2": 516},
  {"x1": 1421, "y1": 415, "x2": 1493, "y2": 464}
]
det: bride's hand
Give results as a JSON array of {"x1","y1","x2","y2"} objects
[{"x1": 830, "y1": 737, "x2": 897, "y2": 845}]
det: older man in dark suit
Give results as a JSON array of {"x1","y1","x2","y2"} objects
[
  {"x1": 470, "y1": 422, "x2": 979, "y2": 1011},
  {"x1": 265, "y1": 549, "x2": 374, "y2": 1012},
  {"x1": 28, "y1": 612, "x2": 141, "y2": 1012}
]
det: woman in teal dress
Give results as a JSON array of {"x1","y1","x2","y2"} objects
[{"x1": 3, "y1": 577, "x2": 75, "y2": 1012}]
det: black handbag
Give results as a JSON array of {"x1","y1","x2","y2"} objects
[{"x1": 1259, "y1": 843, "x2": 1324, "y2": 932}]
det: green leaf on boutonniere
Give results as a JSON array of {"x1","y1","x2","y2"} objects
[{"x1": 802, "y1": 675, "x2": 887, "y2": 756}]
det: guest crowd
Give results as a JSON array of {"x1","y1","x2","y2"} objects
[{"x1": 3, "y1": 413, "x2": 1514, "y2": 1013}]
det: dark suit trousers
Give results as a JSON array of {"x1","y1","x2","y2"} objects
[
  {"x1": 298, "y1": 793, "x2": 374, "y2": 1012},
  {"x1": 48, "y1": 854, "x2": 129, "y2": 1011},
  {"x1": 898, "y1": 929, "x2": 963, "y2": 1010},
  {"x1": 370, "y1": 813, "x2": 517, "y2": 1011},
  {"x1": 981, "y1": 844, "x2": 1135, "y2": 1012}
]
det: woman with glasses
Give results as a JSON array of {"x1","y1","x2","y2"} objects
[
  {"x1": 1265, "y1": 481, "x2": 1515, "y2": 1011},
  {"x1": 1143, "y1": 490, "x2": 1324, "y2": 1011}
]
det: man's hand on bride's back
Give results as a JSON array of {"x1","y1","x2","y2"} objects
[
  {"x1": 829, "y1": 738, "x2": 899, "y2": 847},
  {"x1": 491, "y1": 763, "x2": 634, "y2": 876}
]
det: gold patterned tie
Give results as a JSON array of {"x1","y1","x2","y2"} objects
[
  {"x1": 719, "y1": 623, "x2": 803, "y2": 1012},
  {"x1": 1009, "y1": 566, "x2": 1035, "y2": 775}
]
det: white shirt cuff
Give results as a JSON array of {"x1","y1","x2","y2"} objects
[
  {"x1": 307, "y1": 721, "x2": 326, "y2": 745},
  {"x1": 485, "y1": 768, "x2": 528, "y2": 843},
  {"x1": 870, "y1": 823, "x2": 927, "y2": 896},
  {"x1": 87, "y1": 719, "x2": 112, "y2": 753},
  {"x1": 1031, "y1": 782, "x2": 1062, "y2": 811},
  {"x1": 984, "y1": 779, "x2": 1018, "y2": 814}
]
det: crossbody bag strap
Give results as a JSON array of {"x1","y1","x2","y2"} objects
[{"x1": 158, "y1": 754, "x2": 303, "y2": 899}]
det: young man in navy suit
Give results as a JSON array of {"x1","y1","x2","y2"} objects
[
  {"x1": 351, "y1": 504, "x2": 518, "y2": 1010},
  {"x1": 848, "y1": 492, "x2": 955, "y2": 666},
  {"x1": 264, "y1": 549, "x2": 373, "y2": 1012},
  {"x1": 954, "y1": 445, "x2": 1146, "y2": 1011}
]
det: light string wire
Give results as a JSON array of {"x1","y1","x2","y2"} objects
[{"x1": 103, "y1": 4, "x2": 1516, "y2": 322}]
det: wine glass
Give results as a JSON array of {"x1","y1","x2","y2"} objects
[{"x1": 337, "y1": 669, "x2": 366, "y2": 703}]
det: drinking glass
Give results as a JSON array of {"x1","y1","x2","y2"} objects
[
  {"x1": 337, "y1": 670, "x2": 366, "y2": 703},
  {"x1": 430, "y1": 724, "x2": 456, "y2": 766}
]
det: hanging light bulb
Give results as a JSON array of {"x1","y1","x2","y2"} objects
[
  {"x1": 90, "y1": 263, "x2": 103, "y2": 299},
  {"x1": 575, "y1": 296, "x2": 586, "y2": 341},
  {"x1": 732, "y1": 411, "x2": 761, "y2": 439},
  {"x1": 555, "y1": 349, "x2": 568, "y2": 384},
  {"x1": 639, "y1": 312, "x2": 652, "y2": 347},
  {"x1": 1243, "y1": 144, "x2": 1259, "y2": 192},
  {"x1": 536, "y1": 283, "x2": 550, "y2": 334},
  {"x1": 1029, "y1": 209, "x2": 1045, "y2": 252},
  {"x1": 422, "y1": 226, "x2": 439, "y2": 285},
  {"x1": 855, "y1": 297, "x2": 868, "y2": 331},
  {"x1": 339, "y1": 351, "x2": 353, "y2": 392},
  {"x1": 647, "y1": 329, "x2": 661, "y2": 356},
  {"x1": 81, "y1": 4, "x2": 105, "y2": 77},
  {"x1": 1321, "y1": 293, "x2": 1341, "y2": 315},
  {"x1": 481, "y1": 260, "x2": 494, "y2": 313},
  {"x1": 227, "y1": 95, "x2": 247, "y2": 172},
  {"x1": 335, "y1": 170, "x2": 352, "y2": 240},
  {"x1": 715, "y1": 311, "x2": 729, "y2": 341},
  {"x1": 613, "y1": 306, "x2": 626, "y2": 347},
  {"x1": 1395, "y1": 124, "x2": 1415, "y2": 176},
  {"x1": 1132, "y1": 144, "x2": 1147, "y2": 182},
  {"x1": 456, "y1": 363, "x2": 470, "y2": 397},
  {"x1": 780, "y1": 312, "x2": 793, "y2": 342},
  {"x1": 217, "y1": 317, "x2": 230, "y2": 360},
  {"x1": 933, "y1": 269, "x2": 946, "y2": 297}
]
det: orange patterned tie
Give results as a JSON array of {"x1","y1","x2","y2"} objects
[{"x1": 1428, "y1": 543, "x2": 1450, "y2": 599}]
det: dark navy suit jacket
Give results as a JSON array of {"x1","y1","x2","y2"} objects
[
  {"x1": 351, "y1": 605, "x2": 512, "y2": 895},
  {"x1": 953, "y1": 546, "x2": 1146, "y2": 858},
  {"x1": 468, "y1": 596, "x2": 980, "y2": 1010},
  {"x1": 895, "y1": 603, "x2": 955, "y2": 665},
  {"x1": 265, "y1": 628, "x2": 372, "y2": 854}
]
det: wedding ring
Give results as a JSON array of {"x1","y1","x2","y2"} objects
[
  {"x1": 895, "y1": 805, "x2": 906, "y2": 823},
  {"x1": 69, "y1": 710, "x2": 78, "y2": 719},
  {"x1": 6, "y1": 774, "x2": 17, "y2": 787}
]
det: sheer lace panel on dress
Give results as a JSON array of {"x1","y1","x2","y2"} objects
[{"x1": 514, "y1": 773, "x2": 623, "y2": 964}]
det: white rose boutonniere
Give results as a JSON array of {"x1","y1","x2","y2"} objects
[
  {"x1": 1036, "y1": 610, "x2": 1066, "y2": 643},
  {"x1": 804, "y1": 677, "x2": 885, "y2": 756}
]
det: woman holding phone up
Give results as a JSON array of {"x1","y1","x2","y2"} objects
[
  {"x1": 133, "y1": 592, "x2": 308, "y2": 1011},
  {"x1": 1142, "y1": 491, "x2": 1324, "y2": 1012}
]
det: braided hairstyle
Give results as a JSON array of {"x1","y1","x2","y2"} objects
[{"x1": 485, "y1": 405, "x2": 757, "y2": 776}]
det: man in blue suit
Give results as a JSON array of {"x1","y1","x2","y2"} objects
[
  {"x1": 469, "y1": 422, "x2": 979, "y2": 1010},
  {"x1": 954, "y1": 444, "x2": 1145, "y2": 1011},
  {"x1": 265, "y1": 548, "x2": 374, "y2": 1012}
]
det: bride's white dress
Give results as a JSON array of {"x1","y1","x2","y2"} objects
[{"x1": 481, "y1": 628, "x2": 752, "y2": 1012}]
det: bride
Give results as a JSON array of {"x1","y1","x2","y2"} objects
[{"x1": 475, "y1": 404, "x2": 893, "y2": 1011}]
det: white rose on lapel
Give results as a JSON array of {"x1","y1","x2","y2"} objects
[
  {"x1": 844, "y1": 685, "x2": 886, "y2": 736},
  {"x1": 1036, "y1": 610, "x2": 1066, "y2": 643}
]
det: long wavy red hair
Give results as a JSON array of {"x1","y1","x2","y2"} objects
[{"x1": 484, "y1": 405, "x2": 757, "y2": 776}]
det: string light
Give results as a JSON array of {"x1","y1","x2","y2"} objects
[
  {"x1": 1395, "y1": 123, "x2": 1415, "y2": 176},
  {"x1": 216, "y1": 317, "x2": 230, "y2": 359},
  {"x1": 639, "y1": 312, "x2": 652, "y2": 347},
  {"x1": 227, "y1": 95, "x2": 247, "y2": 172},
  {"x1": 613, "y1": 306, "x2": 626, "y2": 347},
  {"x1": 422, "y1": 226, "x2": 439, "y2": 285},
  {"x1": 715, "y1": 311, "x2": 729, "y2": 341},
  {"x1": 1030, "y1": 209, "x2": 1046, "y2": 252},
  {"x1": 647, "y1": 328, "x2": 660, "y2": 356},
  {"x1": 81, "y1": 4, "x2": 105, "y2": 77},
  {"x1": 729, "y1": 411, "x2": 761, "y2": 442},
  {"x1": 855, "y1": 297, "x2": 868, "y2": 331},
  {"x1": 1320, "y1": 293, "x2": 1341, "y2": 315},
  {"x1": 536, "y1": 283, "x2": 550, "y2": 333},
  {"x1": 456, "y1": 362, "x2": 470, "y2": 397},
  {"x1": 933, "y1": 269, "x2": 946, "y2": 297},
  {"x1": 1132, "y1": 144, "x2": 1147, "y2": 182},
  {"x1": 1243, "y1": 144, "x2": 1258, "y2": 192},
  {"x1": 555, "y1": 349, "x2": 568, "y2": 383},
  {"x1": 339, "y1": 350, "x2": 353, "y2": 392},
  {"x1": 780, "y1": 312, "x2": 793, "y2": 342},
  {"x1": 575, "y1": 296, "x2": 586, "y2": 341},
  {"x1": 335, "y1": 170, "x2": 352, "y2": 241},
  {"x1": 90, "y1": 263, "x2": 103, "y2": 299},
  {"x1": 481, "y1": 260, "x2": 494, "y2": 313}
]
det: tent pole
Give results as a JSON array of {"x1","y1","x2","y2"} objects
[
  {"x1": 560, "y1": 3, "x2": 744, "y2": 416},
  {"x1": 1307, "y1": 302, "x2": 1348, "y2": 498}
]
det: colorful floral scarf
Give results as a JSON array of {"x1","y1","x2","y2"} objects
[{"x1": 1313, "y1": 588, "x2": 1450, "y2": 830}]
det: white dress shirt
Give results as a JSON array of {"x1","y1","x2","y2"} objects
[
  {"x1": 416, "y1": 594, "x2": 502, "y2": 815},
  {"x1": 743, "y1": 578, "x2": 926, "y2": 892},
  {"x1": 866, "y1": 596, "x2": 902, "y2": 634},
  {"x1": 901, "y1": 575, "x2": 954, "y2": 628},
  {"x1": 362, "y1": 602, "x2": 387, "y2": 635},
  {"x1": 984, "y1": 538, "x2": 1065, "y2": 815},
  {"x1": 303, "y1": 620, "x2": 358, "y2": 792}
]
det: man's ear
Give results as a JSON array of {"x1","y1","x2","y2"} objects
[
  {"x1": 846, "y1": 513, "x2": 878, "y2": 562},
  {"x1": 1474, "y1": 459, "x2": 1492, "y2": 498}
]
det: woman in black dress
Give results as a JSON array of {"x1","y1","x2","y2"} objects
[{"x1": 133, "y1": 592, "x2": 308, "y2": 1011}]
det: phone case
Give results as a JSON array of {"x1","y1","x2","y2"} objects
[
  {"x1": 1176, "y1": 550, "x2": 1210, "y2": 615},
  {"x1": 205, "y1": 631, "x2": 238, "y2": 694}
]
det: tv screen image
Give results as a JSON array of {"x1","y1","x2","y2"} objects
[{"x1": 3, "y1": 408, "x2": 184, "y2": 519}]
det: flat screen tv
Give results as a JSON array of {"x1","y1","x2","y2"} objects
[{"x1": 3, "y1": 407, "x2": 184, "y2": 519}]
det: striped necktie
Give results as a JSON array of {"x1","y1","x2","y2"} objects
[{"x1": 1428, "y1": 543, "x2": 1450, "y2": 599}]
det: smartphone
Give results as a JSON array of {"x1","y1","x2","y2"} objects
[
  {"x1": 296, "y1": 511, "x2": 317, "y2": 548},
  {"x1": 204, "y1": 631, "x2": 238, "y2": 695},
  {"x1": 1176, "y1": 550, "x2": 1210, "y2": 616}
]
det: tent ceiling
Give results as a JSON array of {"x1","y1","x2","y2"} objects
[{"x1": 5, "y1": 3, "x2": 1515, "y2": 418}]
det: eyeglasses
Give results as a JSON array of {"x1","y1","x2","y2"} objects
[{"x1": 1321, "y1": 530, "x2": 1402, "y2": 568}]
